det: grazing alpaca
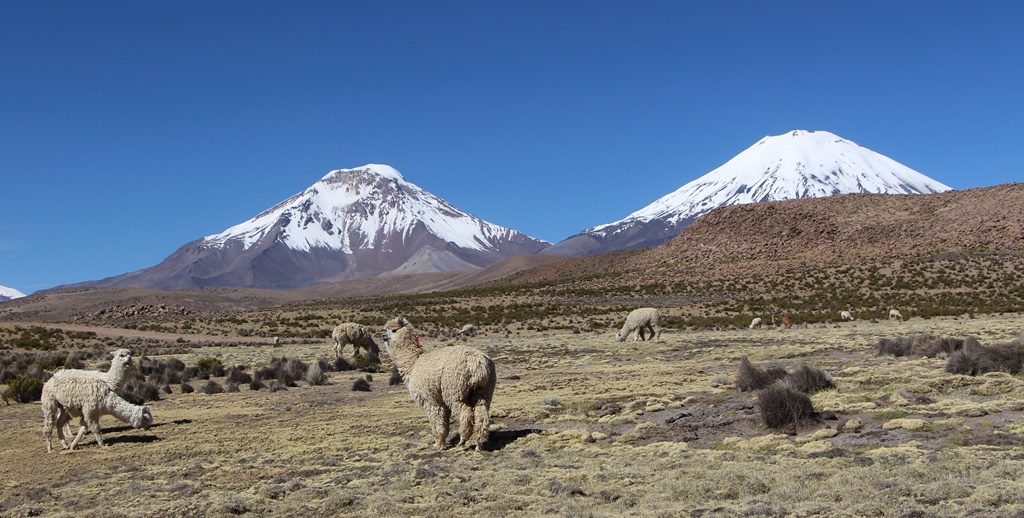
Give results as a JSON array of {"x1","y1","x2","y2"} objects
[
  {"x1": 749, "y1": 317, "x2": 763, "y2": 330},
  {"x1": 616, "y1": 308, "x2": 662, "y2": 342},
  {"x1": 840, "y1": 311, "x2": 855, "y2": 322},
  {"x1": 330, "y1": 323, "x2": 380, "y2": 360},
  {"x1": 383, "y1": 326, "x2": 496, "y2": 451},
  {"x1": 41, "y1": 374, "x2": 153, "y2": 452},
  {"x1": 889, "y1": 309, "x2": 904, "y2": 321}
]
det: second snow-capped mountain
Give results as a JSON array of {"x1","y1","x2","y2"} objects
[
  {"x1": 91, "y1": 164, "x2": 548, "y2": 289},
  {"x1": 544, "y1": 130, "x2": 952, "y2": 256}
]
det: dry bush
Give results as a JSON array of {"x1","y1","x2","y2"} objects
[
  {"x1": 757, "y1": 382, "x2": 818, "y2": 428},
  {"x1": 226, "y1": 367, "x2": 252, "y2": 385},
  {"x1": 945, "y1": 337, "x2": 1024, "y2": 375},
  {"x1": 389, "y1": 365, "x2": 403, "y2": 386},
  {"x1": 180, "y1": 382, "x2": 194, "y2": 394},
  {"x1": 249, "y1": 377, "x2": 265, "y2": 391},
  {"x1": 198, "y1": 381, "x2": 224, "y2": 395},
  {"x1": 225, "y1": 381, "x2": 240, "y2": 393},
  {"x1": 352, "y1": 378, "x2": 371, "y2": 392},
  {"x1": 786, "y1": 365, "x2": 835, "y2": 394},
  {"x1": 913, "y1": 335, "x2": 965, "y2": 358},
  {"x1": 305, "y1": 363, "x2": 327, "y2": 386},
  {"x1": 877, "y1": 336, "x2": 915, "y2": 356},
  {"x1": 333, "y1": 357, "x2": 354, "y2": 372},
  {"x1": 878, "y1": 335, "x2": 966, "y2": 358},
  {"x1": 736, "y1": 357, "x2": 787, "y2": 392}
]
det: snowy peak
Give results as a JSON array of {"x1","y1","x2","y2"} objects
[
  {"x1": 590, "y1": 129, "x2": 951, "y2": 233},
  {"x1": 89, "y1": 163, "x2": 549, "y2": 289},
  {"x1": 204, "y1": 164, "x2": 544, "y2": 254},
  {"x1": 0, "y1": 285, "x2": 26, "y2": 301},
  {"x1": 541, "y1": 129, "x2": 951, "y2": 256}
]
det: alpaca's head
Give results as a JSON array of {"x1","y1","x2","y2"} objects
[
  {"x1": 384, "y1": 316, "x2": 411, "y2": 333},
  {"x1": 615, "y1": 331, "x2": 626, "y2": 342},
  {"x1": 381, "y1": 326, "x2": 422, "y2": 360},
  {"x1": 110, "y1": 349, "x2": 133, "y2": 368},
  {"x1": 132, "y1": 406, "x2": 153, "y2": 430}
]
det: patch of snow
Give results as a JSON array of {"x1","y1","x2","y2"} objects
[{"x1": 0, "y1": 285, "x2": 26, "y2": 299}]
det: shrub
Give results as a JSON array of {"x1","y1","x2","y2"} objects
[
  {"x1": 945, "y1": 337, "x2": 1024, "y2": 375},
  {"x1": 123, "y1": 381, "x2": 161, "y2": 404},
  {"x1": 333, "y1": 357, "x2": 354, "y2": 372},
  {"x1": 182, "y1": 366, "x2": 200, "y2": 382},
  {"x1": 877, "y1": 336, "x2": 915, "y2": 357},
  {"x1": 352, "y1": 378, "x2": 371, "y2": 392},
  {"x1": 757, "y1": 383, "x2": 818, "y2": 428},
  {"x1": 268, "y1": 380, "x2": 287, "y2": 392},
  {"x1": 180, "y1": 382, "x2": 194, "y2": 394},
  {"x1": 198, "y1": 381, "x2": 223, "y2": 394},
  {"x1": 249, "y1": 378, "x2": 265, "y2": 391},
  {"x1": 735, "y1": 357, "x2": 787, "y2": 392},
  {"x1": 389, "y1": 365, "x2": 403, "y2": 386},
  {"x1": 225, "y1": 381, "x2": 240, "y2": 393},
  {"x1": 226, "y1": 367, "x2": 252, "y2": 385},
  {"x1": 162, "y1": 384, "x2": 173, "y2": 394},
  {"x1": 914, "y1": 335, "x2": 965, "y2": 358},
  {"x1": 305, "y1": 363, "x2": 327, "y2": 386},
  {"x1": 786, "y1": 365, "x2": 835, "y2": 394},
  {"x1": 2, "y1": 374, "x2": 44, "y2": 403},
  {"x1": 196, "y1": 357, "x2": 225, "y2": 377},
  {"x1": 353, "y1": 352, "x2": 381, "y2": 373}
]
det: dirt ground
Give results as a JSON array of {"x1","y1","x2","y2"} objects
[{"x1": 2, "y1": 315, "x2": 1024, "y2": 517}]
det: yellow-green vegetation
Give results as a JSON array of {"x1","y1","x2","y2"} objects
[{"x1": 2, "y1": 314, "x2": 1024, "y2": 516}]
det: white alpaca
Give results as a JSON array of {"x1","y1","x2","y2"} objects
[
  {"x1": 51, "y1": 349, "x2": 134, "y2": 389},
  {"x1": 840, "y1": 311, "x2": 855, "y2": 321},
  {"x1": 331, "y1": 323, "x2": 380, "y2": 359},
  {"x1": 616, "y1": 308, "x2": 662, "y2": 342},
  {"x1": 383, "y1": 326, "x2": 495, "y2": 451},
  {"x1": 459, "y1": 324, "x2": 477, "y2": 337},
  {"x1": 749, "y1": 317, "x2": 763, "y2": 329},
  {"x1": 889, "y1": 309, "x2": 903, "y2": 321},
  {"x1": 41, "y1": 374, "x2": 152, "y2": 452}
]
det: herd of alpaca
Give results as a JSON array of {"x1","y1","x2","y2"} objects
[{"x1": 39, "y1": 304, "x2": 919, "y2": 453}]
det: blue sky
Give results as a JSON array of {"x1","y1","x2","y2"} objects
[{"x1": 1, "y1": 1, "x2": 1022, "y2": 292}]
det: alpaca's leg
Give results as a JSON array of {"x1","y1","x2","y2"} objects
[
  {"x1": 652, "y1": 324, "x2": 662, "y2": 341},
  {"x1": 455, "y1": 403, "x2": 474, "y2": 447},
  {"x1": 633, "y1": 327, "x2": 642, "y2": 342},
  {"x1": 472, "y1": 398, "x2": 490, "y2": 451},
  {"x1": 67, "y1": 419, "x2": 88, "y2": 451},
  {"x1": 84, "y1": 411, "x2": 105, "y2": 448},
  {"x1": 334, "y1": 339, "x2": 342, "y2": 358},
  {"x1": 43, "y1": 410, "x2": 55, "y2": 454},
  {"x1": 426, "y1": 405, "x2": 450, "y2": 449}
]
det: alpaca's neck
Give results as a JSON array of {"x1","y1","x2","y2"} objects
[
  {"x1": 105, "y1": 361, "x2": 130, "y2": 387},
  {"x1": 105, "y1": 391, "x2": 143, "y2": 424},
  {"x1": 389, "y1": 346, "x2": 422, "y2": 377}
]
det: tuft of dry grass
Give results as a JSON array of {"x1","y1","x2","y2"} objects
[
  {"x1": 757, "y1": 382, "x2": 818, "y2": 428},
  {"x1": 785, "y1": 365, "x2": 835, "y2": 395},
  {"x1": 736, "y1": 357, "x2": 788, "y2": 392},
  {"x1": 352, "y1": 378, "x2": 371, "y2": 392}
]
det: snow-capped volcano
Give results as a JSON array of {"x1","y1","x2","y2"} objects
[
  {"x1": 544, "y1": 130, "x2": 951, "y2": 256},
  {"x1": 0, "y1": 285, "x2": 26, "y2": 302},
  {"x1": 89, "y1": 164, "x2": 548, "y2": 290}
]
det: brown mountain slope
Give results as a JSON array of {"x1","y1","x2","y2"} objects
[
  {"x1": 645, "y1": 183, "x2": 1024, "y2": 272},
  {"x1": 497, "y1": 184, "x2": 1024, "y2": 288}
]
